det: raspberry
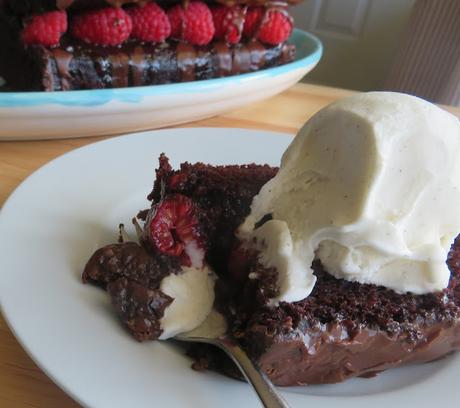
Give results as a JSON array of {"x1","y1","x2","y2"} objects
[
  {"x1": 243, "y1": 7, "x2": 292, "y2": 45},
  {"x1": 167, "y1": 1, "x2": 215, "y2": 46},
  {"x1": 257, "y1": 9, "x2": 293, "y2": 45},
  {"x1": 71, "y1": 7, "x2": 132, "y2": 46},
  {"x1": 127, "y1": 3, "x2": 171, "y2": 43},
  {"x1": 243, "y1": 6, "x2": 263, "y2": 39},
  {"x1": 22, "y1": 10, "x2": 68, "y2": 47},
  {"x1": 149, "y1": 194, "x2": 205, "y2": 267},
  {"x1": 212, "y1": 5, "x2": 246, "y2": 45}
]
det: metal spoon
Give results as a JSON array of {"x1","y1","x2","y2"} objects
[{"x1": 175, "y1": 310, "x2": 290, "y2": 408}]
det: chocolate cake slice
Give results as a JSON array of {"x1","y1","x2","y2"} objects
[
  {"x1": 0, "y1": 0, "x2": 299, "y2": 91},
  {"x1": 83, "y1": 154, "x2": 460, "y2": 386},
  {"x1": 1, "y1": 39, "x2": 294, "y2": 91}
]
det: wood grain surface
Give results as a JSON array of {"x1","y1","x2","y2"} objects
[{"x1": 1, "y1": 83, "x2": 459, "y2": 408}]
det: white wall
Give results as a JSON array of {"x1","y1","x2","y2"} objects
[{"x1": 292, "y1": 0, "x2": 416, "y2": 91}]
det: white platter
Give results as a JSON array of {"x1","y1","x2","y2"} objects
[
  {"x1": 0, "y1": 30, "x2": 321, "y2": 141},
  {"x1": 0, "y1": 128, "x2": 458, "y2": 408}
]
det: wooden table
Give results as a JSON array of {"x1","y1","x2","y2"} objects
[{"x1": 1, "y1": 83, "x2": 459, "y2": 408}]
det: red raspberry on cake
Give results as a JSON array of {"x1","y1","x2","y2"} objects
[
  {"x1": 212, "y1": 5, "x2": 246, "y2": 45},
  {"x1": 71, "y1": 7, "x2": 133, "y2": 46},
  {"x1": 127, "y1": 3, "x2": 171, "y2": 43},
  {"x1": 244, "y1": 7, "x2": 293, "y2": 45},
  {"x1": 21, "y1": 10, "x2": 68, "y2": 47},
  {"x1": 167, "y1": 1, "x2": 215, "y2": 46},
  {"x1": 148, "y1": 194, "x2": 205, "y2": 268},
  {"x1": 243, "y1": 6, "x2": 263, "y2": 39}
]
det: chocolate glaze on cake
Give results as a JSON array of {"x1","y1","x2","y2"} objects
[{"x1": 83, "y1": 241, "x2": 180, "y2": 340}]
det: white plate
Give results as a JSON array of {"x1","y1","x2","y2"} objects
[
  {"x1": 0, "y1": 128, "x2": 458, "y2": 408},
  {"x1": 0, "y1": 30, "x2": 321, "y2": 141}
]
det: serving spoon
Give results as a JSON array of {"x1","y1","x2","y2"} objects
[{"x1": 175, "y1": 310, "x2": 291, "y2": 408}]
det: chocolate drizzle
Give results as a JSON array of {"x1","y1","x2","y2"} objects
[
  {"x1": 232, "y1": 43, "x2": 250, "y2": 74},
  {"x1": 213, "y1": 42, "x2": 232, "y2": 76},
  {"x1": 176, "y1": 43, "x2": 197, "y2": 82},
  {"x1": 130, "y1": 46, "x2": 145, "y2": 87},
  {"x1": 52, "y1": 48, "x2": 73, "y2": 90},
  {"x1": 110, "y1": 52, "x2": 130, "y2": 88}
]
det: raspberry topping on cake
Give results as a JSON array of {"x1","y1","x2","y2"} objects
[
  {"x1": 148, "y1": 194, "x2": 205, "y2": 268},
  {"x1": 244, "y1": 7, "x2": 293, "y2": 45},
  {"x1": 167, "y1": 1, "x2": 215, "y2": 46},
  {"x1": 127, "y1": 3, "x2": 171, "y2": 43},
  {"x1": 71, "y1": 7, "x2": 133, "y2": 46},
  {"x1": 257, "y1": 8, "x2": 293, "y2": 45},
  {"x1": 212, "y1": 5, "x2": 246, "y2": 45},
  {"x1": 21, "y1": 10, "x2": 68, "y2": 47}
]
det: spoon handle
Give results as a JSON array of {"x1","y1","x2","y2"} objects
[{"x1": 216, "y1": 338, "x2": 291, "y2": 408}]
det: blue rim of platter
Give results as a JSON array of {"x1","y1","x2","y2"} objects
[{"x1": 0, "y1": 29, "x2": 322, "y2": 108}]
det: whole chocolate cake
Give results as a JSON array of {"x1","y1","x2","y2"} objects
[
  {"x1": 83, "y1": 154, "x2": 460, "y2": 385},
  {"x1": 0, "y1": 0, "x2": 299, "y2": 91}
]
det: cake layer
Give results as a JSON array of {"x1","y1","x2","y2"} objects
[
  {"x1": 3, "y1": 0, "x2": 302, "y2": 15},
  {"x1": 0, "y1": 37, "x2": 295, "y2": 91}
]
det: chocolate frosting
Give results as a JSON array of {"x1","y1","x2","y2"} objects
[
  {"x1": 82, "y1": 242, "x2": 180, "y2": 341},
  {"x1": 253, "y1": 319, "x2": 460, "y2": 385}
]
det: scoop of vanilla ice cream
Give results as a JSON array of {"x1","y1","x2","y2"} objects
[
  {"x1": 159, "y1": 265, "x2": 215, "y2": 339},
  {"x1": 239, "y1": 92, "x2": 460, "y2": 305}
]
